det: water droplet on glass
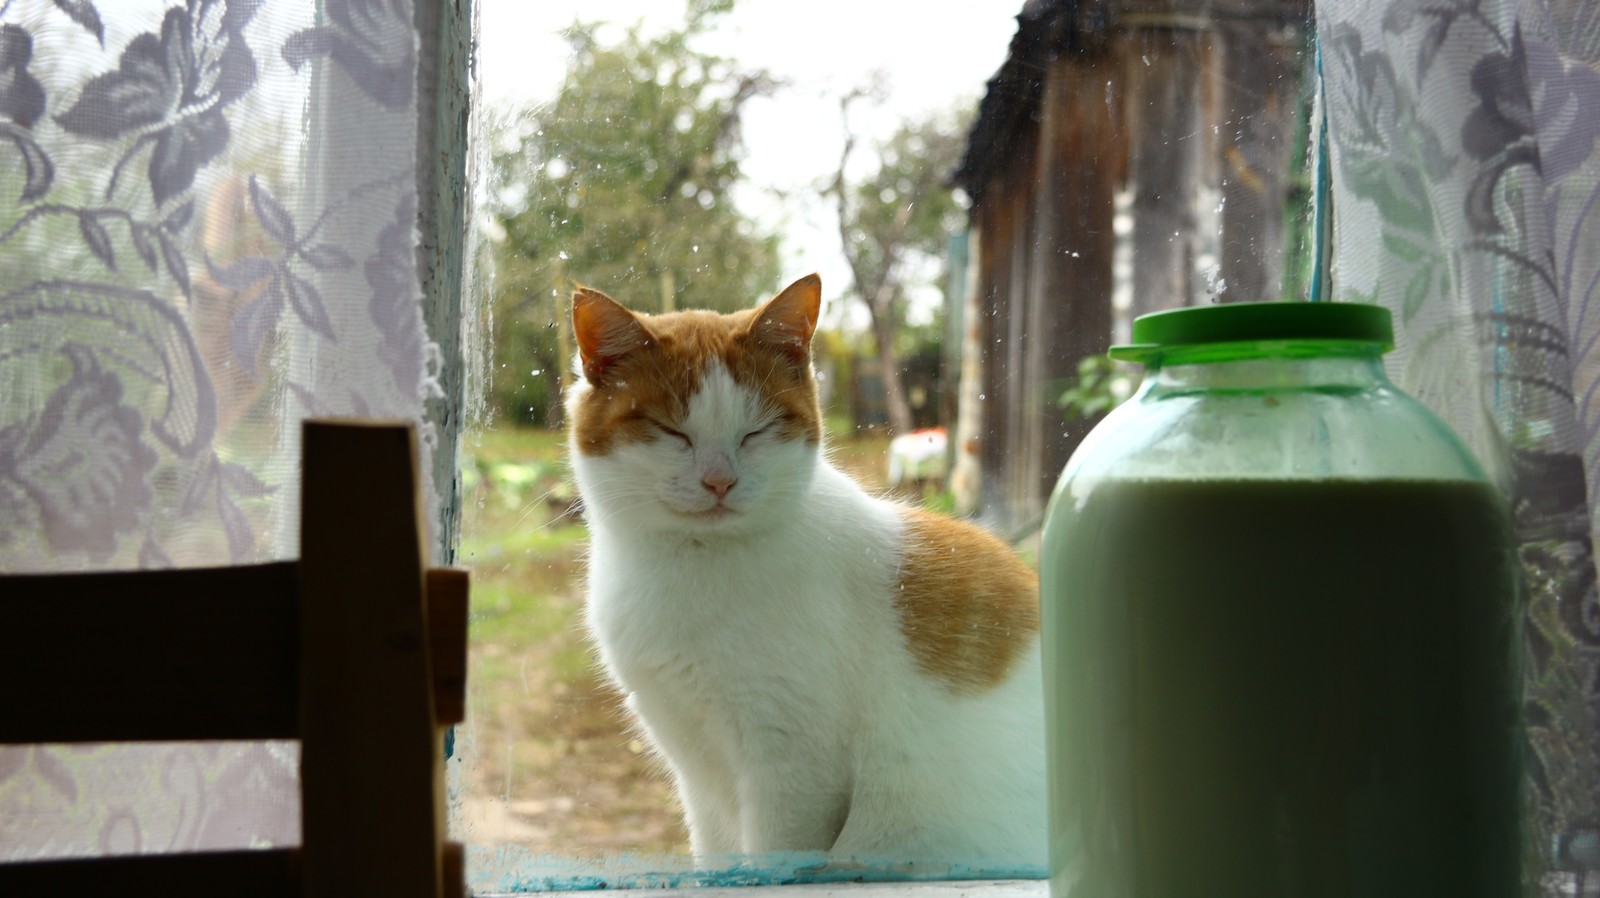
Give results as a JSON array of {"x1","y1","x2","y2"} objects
[
  {"x1": 558, "y1": 251, "x2": 570, "y2": 260},
  {"x1": 531, "y1": 369, "x2": 543, "y2": 377}
]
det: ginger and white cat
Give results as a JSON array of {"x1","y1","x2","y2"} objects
[{"x1": 566, "y1": 273, "x2": 1045, "y2": 867}]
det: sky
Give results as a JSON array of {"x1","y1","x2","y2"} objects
[{"x1": 474, "y1": 0, "x2": 1023, "y2": 325}]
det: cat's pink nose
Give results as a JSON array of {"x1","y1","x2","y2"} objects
[{"x1": 702, "y1": 473, "x2": 737, "y2": 500}]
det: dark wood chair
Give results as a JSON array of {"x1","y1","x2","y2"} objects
[{"x1": 0, "y1": 420, "x2": 468, "y2": 898}]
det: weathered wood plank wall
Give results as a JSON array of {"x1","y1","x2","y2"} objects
[{"x1": 955, "y1": 0, "x2": 1311, "y2": 532}]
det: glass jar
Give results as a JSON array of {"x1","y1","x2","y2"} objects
[{"x1": 1039, "y1": 303, "x2": 1523, "y2": 898}]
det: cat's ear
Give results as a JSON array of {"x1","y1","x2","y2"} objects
[
  {"x1": 751, "y1": 273, "x2": 821, "y2": 364},
  {"x1": 573, "y1": 287, "x2": 652, "y2": 384}
]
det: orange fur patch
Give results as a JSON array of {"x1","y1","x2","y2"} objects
[
  {"x1": 894, "y1": 508, "x2": 1040, "y2": 694},
  {"x1": 570, "y1": 297, "x2": 822, "y2": 457}
]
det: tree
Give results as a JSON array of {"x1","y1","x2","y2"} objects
[
  {"x1": 488, "y1": 0, "x2": 782, "y2": 425},
  {"x1": 828, "y1": 92, "x2": 972, "y2": 436}
]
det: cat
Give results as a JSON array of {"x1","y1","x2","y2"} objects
[{"x1": 565, "y1": 273, "x2": 1045, "y2": 868}]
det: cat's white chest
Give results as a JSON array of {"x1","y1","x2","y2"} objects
[
  {"x1": 585, "y1": 524, "x2": 887, "y2": 703},
  {"x1": 585, "y1": 518, "x2": 891, "y2": 855}
]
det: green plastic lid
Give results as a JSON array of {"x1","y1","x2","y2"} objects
[{"x1": 1109, "y1": 301, "x2": 1394, "y2": 365}]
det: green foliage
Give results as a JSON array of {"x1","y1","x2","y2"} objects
[
  {"x1": 1057, "y1": 355, "x2": 1129, "y2": 421},
  {"x1": 461, "y1": 425, "x2": 573, "y2": 508},
  {"x1": 487, "y1": 2, "x2": 782, "y2": 425},
  {"x1": 896, "y1": 306, "x2": 947, "y2": 358},
  {"x1": 462, "y1": 457, "x2": 573, "y2": 512},
  {"x1": 920, "y1": 486, "x2": 956, "y2": 515},
  {"x1": 839, "y1": 110, "x2": 972, "y2": 295},
  {"x1": 831, "y1": 102, "x2": 973, "y2": 433}
]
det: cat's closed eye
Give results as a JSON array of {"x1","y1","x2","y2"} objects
[
  {"x1": 740, "y1": 425, "x2": 770, "y2": 447},
  {"x1": 654, "y1": 422, "x2": 692, "y2": 447}
]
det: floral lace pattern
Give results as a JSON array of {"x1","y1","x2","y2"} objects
[
  {"x1": 1320, "y1": 0, "x2": 1600, "y2": 874},
  {"x1": 0, "y1": 0, "x2": 435, "y2": 856}
]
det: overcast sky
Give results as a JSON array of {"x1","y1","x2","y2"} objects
[{"x1": 474, "y1": 0, "x2": 1022, "y2": 323}]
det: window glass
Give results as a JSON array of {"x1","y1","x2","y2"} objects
[{"x1": 457, "y1": 0, "x2": 1315, "y2": 889}]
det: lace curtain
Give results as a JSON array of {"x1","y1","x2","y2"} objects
[
  {"x1": 0, "y1": 0, "x2": 445, "y2": 856},
  {"x1": 1318, "y1": 0, "x2": 1600, "y2": 877}
]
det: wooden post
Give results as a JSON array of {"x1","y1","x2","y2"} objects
[
  {"x1": 1027, "y1": 51, "x2": 1123, "y2": 517},
  {"x1": 975, "y1": 166, "x2": 1026, "y2": 526},
  {"x1": 298, "y1": 421, "x2": 444, "y2": 898},
  {"x1": 1124, "y1": 27, "x2": 1210, "y2": 315}
]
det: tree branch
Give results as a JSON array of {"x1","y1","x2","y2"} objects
[{"x1": 657, "y1": 71, "x2": 778, "y2": 205}]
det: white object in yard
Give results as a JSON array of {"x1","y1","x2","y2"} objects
[{"x1": 886, "y1": 427, "x2": 949, "y2": 487}]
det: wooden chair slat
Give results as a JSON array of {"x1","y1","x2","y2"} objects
[
  {"x1": 0, "y1": 848, "x2": 300, "y2": 897},
  {"x1": 0, "y1": 562, "x2": 300, "y2": 743},
  {"x1": 427, "y1": 566, "x2": 470, "y2": 727},
  {"x1": 0, "y1": 421, "x2": 467, "y2": 898}
]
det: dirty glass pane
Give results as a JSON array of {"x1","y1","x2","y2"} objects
[{"x1": 455, "y1": 0, "x2": 1315, "y2": 890}]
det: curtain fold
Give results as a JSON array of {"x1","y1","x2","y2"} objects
[
  {"x1": 1317, "y1": 0, "x2": 1600, "y2": 879},
  {"x1": 0, "y1": 0, "x2": 439, "y2": 856}
]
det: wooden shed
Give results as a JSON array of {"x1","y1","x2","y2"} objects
[{"x1": 950, "y1": 0, "x2": 1314, "y2": 533}]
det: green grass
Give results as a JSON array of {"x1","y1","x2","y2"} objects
[
  {"x1": 469, "y1": 576, "x2": 593, "y2": 693},
  {"x1": 459, "y1": 424, "x2": 688, "y2": 852},
  {"x1": 460, "y1": 424, "x2": 591, "y2": 692},
  {"x1": 461, "y1": 519, "x2": 586, "y2": 565},
  {"x1": 467, "y1": 425, "x2": 568, "y2": 462}
]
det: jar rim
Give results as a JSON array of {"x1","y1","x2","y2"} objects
[{"x1": 1109, "y1": 301, "x2": 1394, "y2": 365}]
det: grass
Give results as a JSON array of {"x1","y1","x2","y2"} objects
[{"x1": 457, "y1": 423, "x2": 685, "y2": 855}]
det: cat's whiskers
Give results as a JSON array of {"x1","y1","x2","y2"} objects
[
  {"x1": 583, "y1": 482, "x2": 736, "y2": 521},
  {"x1": 508, "y1": 488, "x2": 569, "y2": 532}
]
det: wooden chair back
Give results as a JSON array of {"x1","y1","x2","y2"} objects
[{"x1": 0, "y1": 420, "x2": 468, "y2": 898}]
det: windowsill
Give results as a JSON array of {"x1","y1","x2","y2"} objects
[{"x1": 480, "y1": 881, "x2": 1046, "y2": 898}]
